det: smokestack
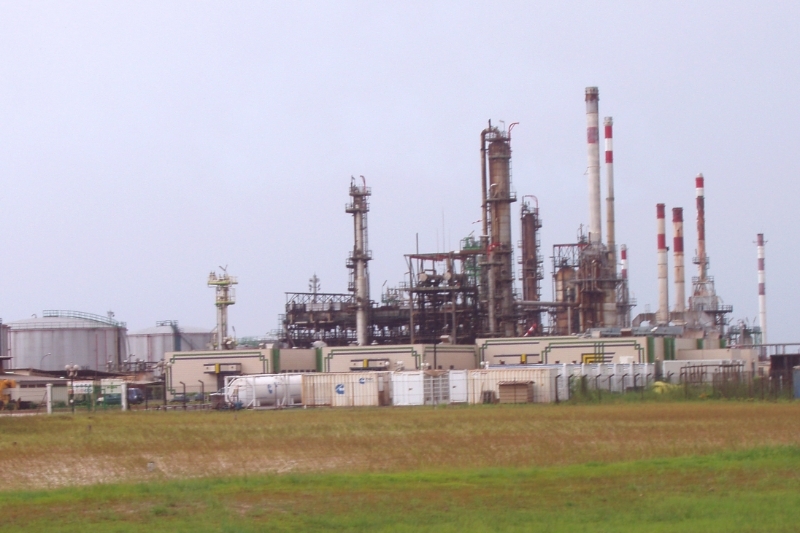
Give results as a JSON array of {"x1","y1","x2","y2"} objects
[
  {"x1": 757, "y1": 233, "x2": 767, "y2": 344},
  {"x1": 672, "y1": 208, "x2": 685, "y2": 313},
  {"x1": 695, "y1": 174, "x2": 708, "y2": 281},
  {"x1": 585, "y1": 87, "x2": 602, "y2": 245},
  {"x1": 604, "y1": 117, "x2": 616, "y2": 266},
  {"x1": 620, "y1": 245, "x2": 628, "y2": 279},
  {"x1": 656, "y1": 203, "x2": 669, "y2": 324}
]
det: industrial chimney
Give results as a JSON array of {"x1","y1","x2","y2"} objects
[
  {"x1": 620, "y1": 245, "x2": 628, "y2": 280},
  {"x1": 757, "y1": 233, "x2": 767, "y2": 344},
  {"x1": 695, "y1": 174, "x2": 708, "y2": 282},
  {"x1": 604, "y1": 116, "x2": 616, "y2": 268},
  {"x1": 585, "y1": 87, "x2": 602, "y2": 245},
  {"x1": 656, "y1": 204, "x2": 669, "y2": 324},
  {"x1": 673, "y1": 208, "x2": 686, "y2": 314}
]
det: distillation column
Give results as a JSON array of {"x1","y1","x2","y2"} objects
[
  {"x1": 480, "y1": 122, "x2": 517, "y2": 336},
  {"x1": 208, "y1": 270, "x2": 237, "y2": 350},
  {"x1": 585, "y1": 87, "x2": 602, "y2": 245},
  {"x1": 673, "y1": 208, "x2": 686, "y2": 316},
  {"x1": 757, "y1": 233, "x2": 767, "y2": 344},
  {"x1": 346, "y1": 177, "x2": 372, "y2": 346},
  {"x1": 656, "y1": 204, "x2": 669, "y2": 324},
  {"x1": 520, "y1": 196, "x2": 542, "y2": 302}
]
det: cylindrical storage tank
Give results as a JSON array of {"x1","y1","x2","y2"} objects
[
  {"x1": 224, "y1": 374, "x2": 302, "y2": 408},
  {"x1": 0, "y1": 322, "x2": 9, "y2": 370},
  {"x1": 128, "y1": 323, "x2": 213, "y2": 363},
  {"x1": 7, "y1": 311, "x2": 127, "y2": 371}
]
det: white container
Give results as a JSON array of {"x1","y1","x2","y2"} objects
[
  {"x1": 301, "y1": 372, "x2": 385, "y2": 407},
  {"x1": 224, "y1": 374, "x2": 302, "y2": 408},
  {"x1": 391, "y1": 371, "x2": 425, "y2": 406},
  {"x1": 468, "y1": 368, "x2": 559, "y2": 404}
]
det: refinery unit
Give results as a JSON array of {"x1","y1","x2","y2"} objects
[
  {"x1": 280, "y1": 87, "x2": 749, "y2": 349},
  {"x1": 0, "y1": 86, "x2": 793, "y2": 409}
]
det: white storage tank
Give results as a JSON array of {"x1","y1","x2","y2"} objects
[
  {"x1": 8, "y1": 310, "x2": 127, "y2": 371},
  {"x1": 128, "y1": 321, "x2": 213, "y2": 362},
  {"x1": 224, "y1": 374, "x2": 303, "y2": 408}
]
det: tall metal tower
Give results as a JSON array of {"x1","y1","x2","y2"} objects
[
  {"x1": 346, "y1": 176, "x2": 372, "y2": 346},
  {"x1": 208, "y1": 268, "x2": 237, "y2": 350},
  {"x1": 480, "y1": 121, "x2": 517, "y2": 337}
]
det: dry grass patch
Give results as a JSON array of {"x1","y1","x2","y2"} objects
[{"x1": 1, "y1": 402, "x2": 799, "y2": 490}]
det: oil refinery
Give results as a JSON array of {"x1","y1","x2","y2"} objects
[{"x1": 1, "y1": 86, "x2": 796, "y2": 409}]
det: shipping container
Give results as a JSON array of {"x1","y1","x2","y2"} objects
[
  {"x1": 302, "y1": 372, "x2": 388, "y2": 407},
  {"x1": 468, "y1": 368, "x2": 558, "y2": 404},
  {"x1": 391, "y1": 371, "x2": 424, "y2": 406}
]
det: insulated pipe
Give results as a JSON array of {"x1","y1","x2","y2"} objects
[
  {"x1": 672, "y1": 208, "x2": 686, "y2": 313},
  {"x1": 656, "y1": 204, "x2": 669, "y2": 324},
  {"x1": 695, "y1": 174, "x2": 708, "y2": 281},
  {"x1": 480, "y1": 124, "x2": 495, "y2": 334},
  {"x1": 585, "y1": 87, "x2": 602, "y2": 244},
  {"x1": 480, "y1": 127, "x2": 490, "y2": 241},
  {"x1": 620, "y1": 245, "x2": 628, "y2": 279},
  {"x1": 604, "y1": 117, "x2": 616, "y2": 267},
  {"x1": 757, "y1": 233, "x2": 767, "y2": 344}
]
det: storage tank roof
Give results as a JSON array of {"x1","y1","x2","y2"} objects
[
  {"x1": 129, "y1": 325, "x2": 213, "y2": 336},
  {"x1": 8, "y1": 310, "x2": 126, "y2": 330}
]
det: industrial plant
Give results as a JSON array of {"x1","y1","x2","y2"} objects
[
  {"x1": 1, "y1": 87, "x2": 796, "y2": 411},
  {"x1": 280, "y1": 87, "x2": 746, "y2": 348}
]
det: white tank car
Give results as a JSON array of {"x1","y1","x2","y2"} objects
[{"x1": 224, "y1": 374, "x2": 302, "y2": 408}]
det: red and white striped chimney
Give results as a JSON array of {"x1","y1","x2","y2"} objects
[
  {"x1": 695, "y1": 174, "x2": 708, "y2": 281},
  {"x1": 585, "y1": 87, "x2": 602, "y2": 245},
  {"x1": 757, "y1": 233, "x2": 767, "y2": 344},
  {"x1": 604, "y1": 116, "x2": 616, "y2": 267},
  {"x1": 672, "y1": 208, "x2": 685, "y2": 313},
  {"x1": 620, "y1": 245, "x2": 628, "y2": 279},
  {"x1": 657, "y1": 204, "x2": 669, "y2": 324}
]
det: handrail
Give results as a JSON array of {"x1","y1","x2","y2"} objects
[{"x1": 41, "y1": 310, "x2": 126, "y2": 327}]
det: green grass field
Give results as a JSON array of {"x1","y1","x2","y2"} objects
[{"x1": 1, "y1": 402, "x2": 799, "y2": 531}]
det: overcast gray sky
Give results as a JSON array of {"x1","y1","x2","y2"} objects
[{"x1": 1, "y1": 1, "x2": 798, "y2": 342}]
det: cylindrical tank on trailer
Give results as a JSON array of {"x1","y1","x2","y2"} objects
[{"x1": 224, "y1": 374, "x2": 303, "y2": 408}]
